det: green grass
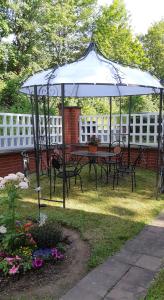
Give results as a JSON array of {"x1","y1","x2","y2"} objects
[
  {"x1": 1, "y1": 167, "x2": 164, "y2": 271},
  {"x1": 145, "y1": 269, "x2": 164, "y2": 300},
  {"x1": 1, "y1": 167, "x2": 164, "y2": 299}
]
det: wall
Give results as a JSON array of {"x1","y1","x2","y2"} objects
[{"x1": 0, "y1": 107, "x2": 159, "y2": 177}]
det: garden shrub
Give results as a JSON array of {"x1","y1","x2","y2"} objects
[{"x1": 30, "y1": 221, "x2": 63, "y2": 249}]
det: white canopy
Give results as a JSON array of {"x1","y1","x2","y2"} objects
[{"x1": 20, "y1": 43, "x2": 163, "y2": 97}]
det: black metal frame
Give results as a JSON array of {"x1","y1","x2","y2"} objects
[
  {"x1": 156, "y1": 88, "x2": 164, "y2": 198},
  {"x1": 21, "y1": 43, "x2": 163, "y2": 220}
]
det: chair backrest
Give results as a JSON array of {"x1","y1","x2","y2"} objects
[
  {"x1": 21, "y1": 151, "x2": 30, "y2": 177},
  {"x1": 112, "y1": 141, "x2": 125, "y2": 155},
  {"x1": 51, "y1": 154, "x2": 61, "y2": 170},
  {"x1": 132, "y1": 149, "x2": 144, "y2": 168}
]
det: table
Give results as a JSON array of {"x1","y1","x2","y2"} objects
[{"x1": 71, "y1": 151, "x2": 116, "y2": 188}]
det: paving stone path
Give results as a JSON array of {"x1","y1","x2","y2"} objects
[{"x1": 61, "y1": 211, "x2": 164, "y2": 300}]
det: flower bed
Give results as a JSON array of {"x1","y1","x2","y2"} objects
[{"x1": 0, "y1": 173, "x2": 65, "y2": 281}]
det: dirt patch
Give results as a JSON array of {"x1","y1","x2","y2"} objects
[{"x1": 0, "y1": 228, "x2": 90, "y2": 300}]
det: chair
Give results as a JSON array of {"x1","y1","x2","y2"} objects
[
  {"x1": 51, "y1": 153, "x2": 84, "y2": 195},
  {"x1": 21, "y1": 151, "x2": 30, "y2": 177},
  {"x1": 100, "y1": 141, "x2": 125, "y2": 182},
  {"x1": 113, "y1": 148, "x2": 144, "y2": 192}
]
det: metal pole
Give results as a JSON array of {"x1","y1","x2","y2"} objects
[
  {"x1": 47, "y1": 90, "x2": 52, "y2": 200},
  {"x1": 43, "y1": 96, "x2": 49, "y2": 175},
  {"x1": 156, "y1": 88, "x2": 163, "y2": 197},
  {"x1": 128, "y1": 96, "x2": 132, "y2": 166},
  {"x1": 61, "y1": 84, "x2": 66, "y2": 208},
  {"x1": 119, "y1": 97, "x2": 122, "y2": 145},
  {"x1": 109, "y1": 97, "x2": 112, "y2": 151},
  {"x1": 34, "y1": 86, "x2": 41, "y2": 219}
]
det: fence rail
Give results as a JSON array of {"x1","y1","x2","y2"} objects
[
  {"x1": 79, "y1": 113, "x2": 160, "y2": 146},
  {"x1": 0, "y1": 112, "x2": 161, "y2": 151},
  {"x1": 0, "y1": 113, "x2": 62, "y2": 150}
]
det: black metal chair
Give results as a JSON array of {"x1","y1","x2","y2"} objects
[
  {"x1": 51, "y1": 153, "x2": 85, "y2": 195},
  {"x1": 21, "y1": 151, "x2": 30, "y2": 177},
  {"x1": 100, "y1": 141, "x2": 125, "y2": 182},
  {"x1": 113, "y1": 148, "x2": 144, "y2": 192}
]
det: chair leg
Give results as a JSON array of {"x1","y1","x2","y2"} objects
[
  {"x1": 65, "y1": 178, "x2": 69, "y2": 197},
  {"x1": 78, "y1": 175, "x2": 83, "y2": 192},
  {"x1": 134, "y1": 172, "x2": 137, "y2": 187},
  {"x1": 116, "y1": 172, "x2": 119, "y2": 185},
  {"x1": 113, "y1": 172, "x2": 116, "y2": 190},
  {"x1": 131, "y1": 173, "x2": 134, "y2": 192},
  {"x1": 53, "y1": 169, "x2": 56, "y2": 193}
]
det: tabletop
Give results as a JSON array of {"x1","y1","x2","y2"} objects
[{"x1": 71, "y1": 150, "x2": 116, "y2": 158}]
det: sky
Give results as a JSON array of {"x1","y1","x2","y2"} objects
[{"x1": 98, "y1": 0, "x2": 164, "y2": 34}]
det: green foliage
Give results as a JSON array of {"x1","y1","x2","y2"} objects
[
  {"x1": 120, "y1": 95, "x2": 159, "y2": 113},
  {"x1": 0, "y1": 0, "x2": 96, "y2": 111},
  {"x1": 30, "y1": 221, "x2": 63, "y2": 249},
  {"x1": 0, "y1": 0, "x2": 162, "y2": 115},
  {"x1": 141, "y1": 19, "x2": 164, "y2": 80},
  {"x1": 0, "y1": 184, "x2": 21, "y2": 234},
  {"x1": 145, "y1": 269, "x2": 164, "y2": 299},
  {"x1": 0, "y1": 259, "x2": 10, "y2": 276},
  {"x1": 94, "y1": 0, "x2": 149, "y2": 69}
]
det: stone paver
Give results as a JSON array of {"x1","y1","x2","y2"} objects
[
  {"x1": 60, "y1": 211, "x2": 164, "y2": 300},
  {"x1": 135, "y1": 254, "x2": 162, "y2": 271}
]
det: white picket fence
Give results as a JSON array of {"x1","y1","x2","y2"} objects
[
  {"x1": 79, "y1": 113, "x2": 160, "y2": 146},
  {"x1": 0, "y1": 113, "x2": 62, "y2": 150},
  {"x1": 0, "y1": 112, "x2": 161, "y2": 151}
]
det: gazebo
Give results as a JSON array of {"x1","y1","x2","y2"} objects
[{"x1": 20, "y1": 42, "x2": 164, "y2": 214}]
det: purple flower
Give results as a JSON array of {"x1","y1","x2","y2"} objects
[
  {"x1": 51, "y1": 248, "x2": 64, "y2": 260},
  {"x1": 32, "y1": 248, "x2": 51, "y2": 259},
  {"x1": 32, "y1": 257, "x2": 43, "y2": 268},
  {"x1": 0, "y1": 252, "x2": 7, "y2": 258}
]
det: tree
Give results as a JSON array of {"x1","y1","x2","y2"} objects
[
  {"x1": 94, "y1": 0, "x2": 149, "y2": 69},
  {"x1": 42, "y1": 0, "x2": 97, "y2": 65},
  {"x1": 141, "y1": 19, "x2": 164, "y2": 80},
  {"x1": 0, "y1": 0, "x2": 96, "y2": 110}
]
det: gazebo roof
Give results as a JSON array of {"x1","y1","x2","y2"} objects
[{"x1": 20, "y1": 43, "x2": 163, "y2": 97}]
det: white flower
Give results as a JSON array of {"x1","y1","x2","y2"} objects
[
  {"x1": 35, "y1": 186, "x2": 41, "y2": 192},
  {"x1": 39, "y1": 213, "x2": 47, "y2": 227},
  {"x1": 4, "y1": 176, "x2": 9, "y2": 182},
  {"x1": 0, "y1": 225, "x2": 7, "y2": 234},
  {"x1": 16, "y1": 172, "x2": 25, "y2": 180},
  {"x1": 0, "y1": 183, "x2": 5, "y2": 189},
  {"x1": 24, "y1": 177, "x2": 29, "y2": 183},
  {"x1": 0, "y1": 177, "x2": 3, "y2": 182},
  {"x1": 18, "y1": 181, "x2": 29, "y2": 190},
  {"x1": 8, "y1": 173, "x2": 18, "y2": 181},
  {"x1": 4, "y1": 174, "x2": 18, "y2": 182}
]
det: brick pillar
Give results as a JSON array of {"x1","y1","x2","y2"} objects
[{"x1": 59, "y1": 106, "x2": 81, "y2": 144}]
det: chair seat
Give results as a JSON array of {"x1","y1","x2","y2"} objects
[
  {"x1": 117, "y1": 166, "x2": 134, "y2": 173},
  {"x1": 57, "y1": 170, "x2": 77, "y2": 178}
]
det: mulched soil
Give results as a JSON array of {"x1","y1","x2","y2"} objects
[{"x1": 0, "y1": 228, "x2": 90, "y2": 300}]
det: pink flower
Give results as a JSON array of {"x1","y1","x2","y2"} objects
[
  {"x1": 32, "y1": 258, "x2": 43, "y2": 268},
  {"x1": 9, "y1": 265, "x2": 19, "y2": 275},
  {"x1": 15, "y1": 255, "x2": 21, "y2": 261},
  {"x1": 5, "y1": 257, "x2": 15, "y2": 265}
]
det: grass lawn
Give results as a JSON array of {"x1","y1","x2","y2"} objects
[
  {"x1": 1, "y1": 166, "x2": 163, "y2": 271},
  {"x1": 145, "y1": 269, "x2": 164, "y2": 300}
]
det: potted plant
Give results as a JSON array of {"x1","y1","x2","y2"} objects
[{"x1": 88, "y1": 135, "x2": 100, "y2": 153}]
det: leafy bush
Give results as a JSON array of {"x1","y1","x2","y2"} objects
[{"x1": 30, "y1": 221, "x2": 63, "y2": 249}]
